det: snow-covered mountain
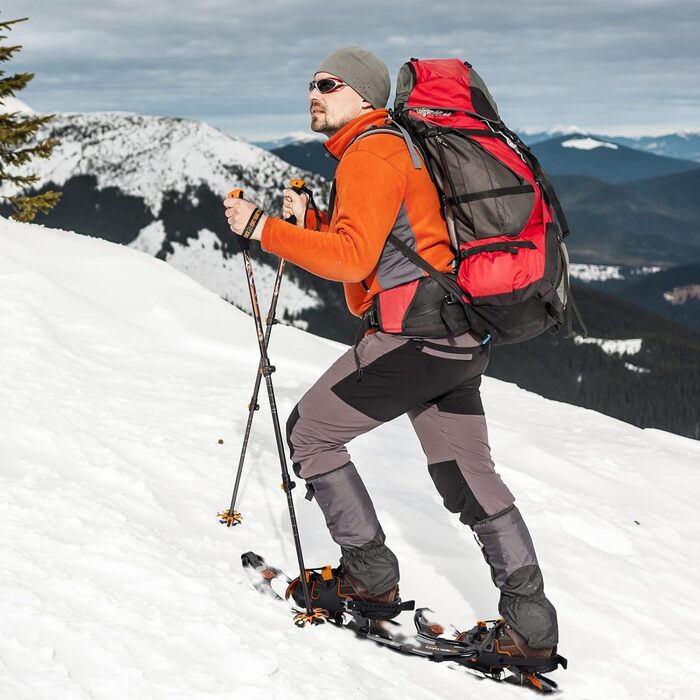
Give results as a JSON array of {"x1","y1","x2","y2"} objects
[
  {"x1": 530, "y1": 135, "x2": 699, "y2": 183},
  {"x1": 1, "y1": 110, "x2": 331, "y2": 331},
  {"x1": 2, "y1": 216, "x2": 699, "y2": 699},
  {"x1": 611, "y1": 131, "x2": 700, "y2": 164},
  {"x1": 22, "y1": 111, "x2": 309, "y2": 214}
]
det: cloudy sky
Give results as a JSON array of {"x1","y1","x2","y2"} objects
[{"x1": 4, "y1": 0, "x2": 699, "y2": 141}]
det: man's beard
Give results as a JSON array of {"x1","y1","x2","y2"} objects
[{"x1": 311, "y1": 111, "x2": 348, "y2": 137}]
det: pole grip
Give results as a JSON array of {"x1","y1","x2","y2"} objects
[
  {"x1": 285, "y1": 179, "x2": 306, "y2": 226},
  {"x1": 227, "y1": 188, "x2": 249, "y2": 251}
]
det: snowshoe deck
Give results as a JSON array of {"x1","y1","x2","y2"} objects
[{"x1": 241, "y1": 551, "x2": 566, "y2": 693}]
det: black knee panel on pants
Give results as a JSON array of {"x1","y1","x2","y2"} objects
[{"x1": 428, "y1": 459, "x2": 488, "y2": 527}]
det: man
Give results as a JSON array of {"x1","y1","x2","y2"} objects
[{"x1": 224, "y1": 46, "x2": 559, "y2": 659}]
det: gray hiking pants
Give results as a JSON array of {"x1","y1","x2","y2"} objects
[{"x1": 286, "y1": 330, "x2": 558, "y2": 648}]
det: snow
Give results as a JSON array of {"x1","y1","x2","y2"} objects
[
  {"x1": 569, "y1": 263, "x2": 624, "y2": 282},
  {"x1": 573, "y1": 336, "x2": 642, "y2": 356},
  {"x1": 561, "y1": 137, "x2": 619, "y2": 151},
  {"x1": 624, "y1": 362, "x2": 651, "y2": 374},
  {"x1": 569, "y1": 264, "x2": 662, "y2": 283},
  {"x1": 631, "y1": 266, "x2": 662, "y2": 276},
  {"x1": 164, "y1": 227, "x2": 320, "y2": 326},
  {"x1": 2, "y1": 218, "x2": 700, "y2": 699},
  {"x1": 663, "y1": 285, "x2": 700, "y2": 305},
  {"x1": 520, "y1": 125, "x2": 585, "y2": 136},
  {"x1": 0, "y1": 96, "x2": 35, "y2": 114},
  {"x1": 130, "y1": 220, "x2": 167, "y2": 257},
  {"x1": 129, "y1": 222, "x2": 319, "y2": 328}
]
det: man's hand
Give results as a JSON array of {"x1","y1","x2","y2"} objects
[
  {"x1": 282, "y1": 188, "x2": 309, "y2": 227},
  {"x1": 223, "y1": 196, "x2": 267, "y2": 241}
]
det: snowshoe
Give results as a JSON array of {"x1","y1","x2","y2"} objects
[
  {"x1": 453, "y1": 618, "x2": 562, "y2": 675},
  {"x1": 285, "y1": 564, "x2": 413, "y2": 621},
  {"x1": 242, "y1": 552, "x2": 566, "y2": 692}
]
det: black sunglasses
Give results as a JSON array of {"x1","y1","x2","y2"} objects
[{"x1": 308, "y1": 78, "x2": 348, "y2": 94}]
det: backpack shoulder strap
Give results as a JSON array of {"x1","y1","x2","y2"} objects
[{"x1": 351, "y1": 122, "x2": 423, "y2": 170}]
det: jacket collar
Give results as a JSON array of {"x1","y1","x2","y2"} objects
[{"x1": 323, "y1": 109, "x2": 390, "y2": 161}]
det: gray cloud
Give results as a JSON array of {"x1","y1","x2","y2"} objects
[{"x1": 4, "y1": 0, "x2": 699, "y2": 139}]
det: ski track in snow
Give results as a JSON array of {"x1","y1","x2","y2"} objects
[{"x1": 1, "y1": 220, "x2": 699, "y2": 699}]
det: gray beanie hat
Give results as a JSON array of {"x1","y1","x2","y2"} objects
[{"x1": 315, "y1": 46, "x2": 390, "y2": 109}]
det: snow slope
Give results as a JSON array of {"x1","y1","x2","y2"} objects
[{"x1": 2, "y1": 218, "x2": 699, "y2": 699}]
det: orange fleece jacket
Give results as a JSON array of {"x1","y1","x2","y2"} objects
[{"x1": 260, "y1": 109, "x2": 454, "y2": 317}]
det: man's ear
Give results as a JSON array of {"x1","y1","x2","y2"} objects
[{"x1": 361, "y1": 100, "x2": 373, "y2": 111}]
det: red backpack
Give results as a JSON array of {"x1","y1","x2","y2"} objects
[{"x1": 363, "y1": 58, "x2": 583, "y2": 344}]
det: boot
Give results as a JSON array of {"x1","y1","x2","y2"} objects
[
  {"x1": 337, "y1": 565, "x2": 399, "y2": 605},
  {"x1": 494, "y1": 622, "x2": 555, "y2": 658},
  {"x1": 286, "y1": 564, "x2": 400, "y2": 620}
]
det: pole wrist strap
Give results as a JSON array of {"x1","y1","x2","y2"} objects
[{"x1": 242, "y1": 207, "x2": 264, "y2": 239}]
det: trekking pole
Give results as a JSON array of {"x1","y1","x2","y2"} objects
[
  {"x1": 218, "y1": 181, "x2": 319, "y2": 526},
  {"x1": 220, "y1": 187, "x2": 325, "y2": 626},
  {"x1": 218, "y1": 179, "x2": 308, "y2": 529}
]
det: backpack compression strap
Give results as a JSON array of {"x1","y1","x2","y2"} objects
[{"x1": 491, "y1": 123, "x2": 571, "y2": 238}]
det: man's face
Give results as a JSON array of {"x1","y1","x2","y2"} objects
[{"x1": 309, "y1": 71, "x2": 369, "y2": 137}]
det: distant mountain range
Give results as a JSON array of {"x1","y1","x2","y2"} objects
[
  {"x1": 266, "y1": 134, "x2": 700, "y2": 266},
  {"x1": 5, "y1": 109, "x2": 699, "y2": 439},
  {"x1": 265, "y1": 127, "x2": 700, "y2": 168},
  {"x1": 254, "y1": 132, "x2": 324, "y2": 151},
  {"x1": 530, "y1": 136, "x2": 699, "y2": 184},
  {"x1": 521, "y1": 128, "x2": 700, "y2": 163},
  {"x1": 269, "y1": 133, "x2": 700, "y2": 186},
  {"x1": 551, "y1": 172, "x2": 700, "y2": 265},
  {"x1": 270, "y1": 140, "x2": 337, "y2": 179}
]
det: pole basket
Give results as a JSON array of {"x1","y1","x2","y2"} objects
[
  {"x1": 293, "y1": 608, "x2": 330, "y2": 627},
  {"x1": 217, "y1": 509, "x2": 243, "y2": 527}
]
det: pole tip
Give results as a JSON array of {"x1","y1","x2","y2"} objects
[{"x1": 217, "y1": 510, "x2": 242, "y2": 527}]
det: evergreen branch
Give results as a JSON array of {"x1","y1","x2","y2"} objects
[
  {"x1": 0, "y1": 18, "x2": 29, "y2": 32},
  {"x1": 0, "y1": 139, "x2": 59, "y2": 167},
  {"x1": 0, "y1": 72, "x2": 34, "y2": 95},
  {"x1": 9, "y1": 190, "x2": 62, "y2": 223},
  {"x1": 0, "y1": 16, "x2": 61, "y2": 221},
  {"x1": 0, "y1": 171, "x2": 39, "y2": 187}
]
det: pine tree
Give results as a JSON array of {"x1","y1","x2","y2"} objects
[{"x1": 0, "y1": 16, "x2": 60, "y2": 222}]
